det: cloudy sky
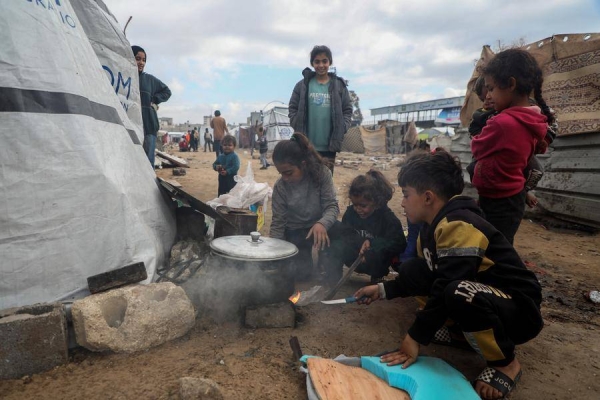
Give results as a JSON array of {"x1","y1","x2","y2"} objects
[{"x1": 103, "y1": 0, "x2": 599, "y2": 125}]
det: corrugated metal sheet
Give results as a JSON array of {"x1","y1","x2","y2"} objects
[{"x1": 450, "y1": 128, "x2": 600, "y2": 228}]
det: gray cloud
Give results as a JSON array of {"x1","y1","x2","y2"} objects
[{"x1": 104, "y1": 0, "x2": 599, "y2": 123}]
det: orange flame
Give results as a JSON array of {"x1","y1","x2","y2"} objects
[{"x1": 289, "y1": 291, "x2": 301, "y2": 304}]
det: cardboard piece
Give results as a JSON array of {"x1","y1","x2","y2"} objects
[{"x1": 307, "y1": 357, "x2": 410, "y2": 400}]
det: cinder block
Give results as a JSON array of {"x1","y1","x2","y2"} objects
[
  {"x1": 0, "y1": 303, "x2": 68, "y2": 380},
  {"x1": 244, "y1": 302, "x2": 296, "y2": 329},
  {"x1": 87, "y1": 262, "x2": 147, "y2": 294}
]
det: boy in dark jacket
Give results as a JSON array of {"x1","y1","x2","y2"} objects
[
  {"x1": 355, "y1": 150, "x2": 543, "y2": 400},
  {"x1": 212, "y1": 135, "x2": 240, "y2": 196},
  {"x1": 288, "y1": 45, "x2": 352, "y2": 172}
]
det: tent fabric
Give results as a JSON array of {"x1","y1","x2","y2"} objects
[
  {"x1": 238, "y1": 127, "x2": 252, "y2": 148},
  {"x1": 404, "y1": 121, "x2": 419, "y2": 146},
  {"x1": 460, "y1": 34, "x2": 600, "y2": 136},
  {"x1": 459, "y1": 45, "x2": 495, "y2": 128},
  {"x1": 360, "y1": 126, "x2": 387, "y2": 154},
  {"x1": 529, "y1": 33, "x2": 600, "y2": 136},
  {"x1": 263, "y1": 107, "x2": 293, "y2": 150},
  {"x1": 341, "y1": 126, "x2": 365, "y2": 153},
  {"x1": 0, "y1": 1, "x2": 176, "y2": 309}
]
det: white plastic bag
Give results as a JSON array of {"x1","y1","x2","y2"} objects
[{"x1": 207, "y1": 162, "x2": 272, "y2": 211}]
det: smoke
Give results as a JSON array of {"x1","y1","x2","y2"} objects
[{"x1": 181, "y1": 254, "x2": 294, "y2": 323}]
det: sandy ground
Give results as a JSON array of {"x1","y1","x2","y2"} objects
[{"x1": 1, "y1": 147, "x2": 599, "y2": 399}]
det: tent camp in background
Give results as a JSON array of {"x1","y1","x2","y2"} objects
[
  {"x1": 262, "y1": 106, "x2": 293, "y2": 150},
  {"x1": 454, "y1": 33, "x2": 600, "y2": 229}
]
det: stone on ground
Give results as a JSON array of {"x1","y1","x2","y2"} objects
[
  {"x1": 71, "y1": 282, "x2": 195, "y2": 353},
  {"x1": 179, "y1": 377, "x2": 224, "y2": 400}
]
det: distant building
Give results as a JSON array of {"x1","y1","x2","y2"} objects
[
  {"x1": 203, "y1": 115, "x2": 212, "y2": 126},
  {"x1": 369, "y1": 96, "x2": 465, "y2": 128},
  {"x1": 158, "y1": 117, "x2": 173, "y2": 128},
  {"x1": 247, "y1": 111, "x2": 262, "y2": 126}
]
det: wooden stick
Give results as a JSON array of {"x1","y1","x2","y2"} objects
[
  {"x1": 324, "y1": 255, "x2": 363, "y2": 300},
  {"x1": 289, "y1": 336, "x2": 303, "y2": 360}
]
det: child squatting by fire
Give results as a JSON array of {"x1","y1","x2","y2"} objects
[
  {"x1": 333, "y1": 170, "x2": 407, "y2": 283},
  {"x1": 269, "y1": 133, "x2": 353, "y2": 285},
  {"x1": 354, "y1": 149, "x2": 543, "y2": 400}
]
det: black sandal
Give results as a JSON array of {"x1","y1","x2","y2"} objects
[
  {"x1": 431, "y1": 326, "x2": 476, "y2": 352},
  {"x1": 475, "y1": 366, "x2": 522, "y2": 399}
]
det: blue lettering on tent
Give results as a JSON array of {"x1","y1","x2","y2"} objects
[
  {"x1": 103, "y1": 65, "x2": 133, "y2": 112},
  {"x1": 27, "y1": 0, "x2": 76, "y2": 29},
  {"x1": 103, "y1": 65, "x2": 115, "y2": 87},
  {"x1": 116, "y1": 73, "x2": 132, "y2": 100}
]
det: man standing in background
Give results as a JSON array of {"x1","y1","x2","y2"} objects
[{"x1": 210, "y1": 110, "x2": 229, "y2": 157}]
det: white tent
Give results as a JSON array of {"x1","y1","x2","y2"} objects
[
  {"x1": 0, "y1": 1, "x2": 176, "y2": 309},
  {"x1": 262, "y1": 106, "x2": 293, "y2": 150}
]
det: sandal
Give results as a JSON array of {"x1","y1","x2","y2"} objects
[
  {"x1": 475, "y1": 366, "x2": 522, "y2": 399},
  {"x1": 431, "y1": 326, "x2": 476, "y2": 352}
]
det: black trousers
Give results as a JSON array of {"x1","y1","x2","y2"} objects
[
  {"x1": 398, "y1": 258, "x2": 543, "y2": 366},
  {"x1": 479, "y1": 190, "x2": 526, "y2": 245},
  {"x1": 217, "y1": 174, "x2": 236, "y2": 196}
]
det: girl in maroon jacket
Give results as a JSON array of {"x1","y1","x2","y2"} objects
[{"x1": 471, "y1": 49, "x2": 555, "y2": 244}]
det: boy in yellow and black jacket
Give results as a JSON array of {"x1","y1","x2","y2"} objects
[{"x1": 355, "y1": 149, "x2": 543, "y2": 400}]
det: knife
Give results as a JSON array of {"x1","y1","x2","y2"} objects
[{"x1": 320, "y1": 296, "x2": 366, "y2": 305}]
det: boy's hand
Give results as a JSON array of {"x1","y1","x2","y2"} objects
[
  {"x1": 380, "y1": 334, "x2": 419, "y2": 369},
  {"x1": 354, "y1": 284, "x2": 380, "y2": 305},
  {"x1": 306, "y1": 222, "x2": 329, "y2": 250}
]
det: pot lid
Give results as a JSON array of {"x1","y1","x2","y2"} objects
[{"x1": 210, "y1": 232, "x2": 298, "y2": 261}]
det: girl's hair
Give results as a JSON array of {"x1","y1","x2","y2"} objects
[
  {"x1": 398, "y1": 149, "x2": 464, "y2": 201},
  {"x1": 349, "y1": 170, "x2": 394, "y2": 208},
  {"x1": 483, "y1": 49, "x2": 555, "y2": 125},
  {"x1": 131, "y1": 45, "x2": 145, "y2": 58},
  {"x1": 221, "y1": 135, "x2": 236, "y2": 146},
  {"x1": 310, "y1": 45, "x2": 333, "y2": 64},
  {"x1": 273, "y1": 133, "x2": 325, "y2": 184}
]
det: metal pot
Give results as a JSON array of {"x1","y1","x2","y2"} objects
[{"x1": 209, "y1": 232, "x2": 298, "y2": 308}]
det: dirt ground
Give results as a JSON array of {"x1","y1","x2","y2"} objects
[{"x1": 2, "y1": 147, "x2": 599, "y2": 399}]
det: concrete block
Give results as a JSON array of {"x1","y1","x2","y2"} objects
[
  {"x1": 87, "y1": 262, "x2": 147, "y2": 294},
  {"x1": 179, "y1": 377, "x2": 224, "y2": 400},
  {"x1": 244, "y1": 301, "x2": 295, "y2": 329},
  {"x1": 0, "y1": 303, "x2": 68, "y2": 380},
  {"x1": 71, "y1": 282, "x2": 195, "y2": 353}
]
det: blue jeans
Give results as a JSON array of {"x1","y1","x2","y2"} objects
[
  {"x1": 399, "y1": 221, "x2": 421, "y2": 262},
  {"x1": 143, "y1": 134, "x2": 156, "y2": 167}
]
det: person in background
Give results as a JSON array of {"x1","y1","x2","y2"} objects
[
  {"x1": 204, "y1": 128, "x2": 213, "y2": 152},
  {"x1": 270, "y1": 133, "x2": 348, "y2": 284},
  {"x1": 258, "y1": 127, "x2": 270, "y2": 169},
  {"x1": 355, "y1": 149, "x2": 543, "y2": 400},
  {"x1": 210, "y1": 110, "x2": 229, "y2": 158},
  {"x1": 471, "y1": 49, "x2": 554, "y2": 244},
  {"x1": 212, "y1": 135, "x2": 240, "y2": 196},
  {"x1": 288, "y1": 45, "x2": 352, "y2": 173},
  {"x1": 336, "y1": 170, "x2": 407, "y2": 283},
  {"x1": 131, "y1": 45, "x2": 171, "y2": 168},
  {"x1": 191, "y1": 128, "x2": 199, "y2": 152}
]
